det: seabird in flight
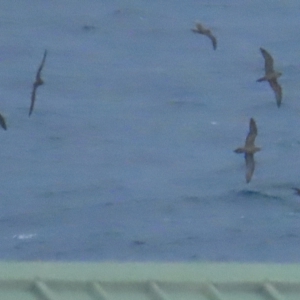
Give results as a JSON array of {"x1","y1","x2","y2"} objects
[
  {"x1": 191, "y1": 22, "x2": 217, "y2": 50},
  {"x1": 29, "y1": 49, "x2": 47, "y2": 117},
  {"x1": 234, "y1": 118, "x2": 261, "y2": 183},
  {"x1": 257, "y1": 47, "x2": 282, "y2": 107}
]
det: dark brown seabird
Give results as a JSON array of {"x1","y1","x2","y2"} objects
[
  {"x1": 29, "y1": 49, "x2": 47, "y2": 117},
  {"x1": 0, "y1": 113, "x2": 7, "y2": 130},
  {"x1": 191, "y1": 22, "x2": 217, "y2": 50},
  {"x1": 257, "y1": 47, "x2": 282, "y2": 107},
  {"x1": 234, "y1": 118, "x2": 261, "y2": 183}
]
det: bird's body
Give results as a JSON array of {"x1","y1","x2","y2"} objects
[
  {"x1": 29, "y1": 50, "x2": 47, "y2": 117},
  {"x1": 191, "y1": 22, "x2": 217, "y2": 50},
  {"x1": 257, "y1": 47, "x2": 282, "y2": 107},
  {"x1": 234, "y1": 118, "x2": 261, "y2": 183}
]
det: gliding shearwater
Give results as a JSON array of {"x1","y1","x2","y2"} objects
[
  {"x1": 257, "y1": 47, "x2": 282, "y2": 107},
  {"x1": 29, "y1": 50, "x2": 47, "y2": 117},
  {"x1": 191, "y1": 22, "x2": 217, "y2": 50},
  {"x1": 234, "y1": 118, "x2": 261, "y2": 183}
]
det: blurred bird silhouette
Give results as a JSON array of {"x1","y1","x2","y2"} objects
[
  {"x1": 29, "y1": 50, "x2": 47, "y2": 117},
  {"x1": 234, "y1": 118, "x2": 261, "y2": 183},
  {"x1": 191, "y1": 22, "x2": 217, "y2": 50},
  {"x1": 0, "y1": 113, "x2": 7, "y2": 130},
  {"x1": 257, "y1": 47, "x2": 282, "y2": 107}
]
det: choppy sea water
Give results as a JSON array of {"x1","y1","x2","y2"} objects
[{"x1": 0, "y1": 0, "x2": 300, "y2": 261}]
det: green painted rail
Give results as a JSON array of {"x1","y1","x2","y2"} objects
[{"x1": 0, "y1": 262, "x2": 299, "y2": 299}]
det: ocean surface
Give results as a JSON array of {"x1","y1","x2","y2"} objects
[{"x1": 0, "y1": 0, "x2": 300, "y2": 262}]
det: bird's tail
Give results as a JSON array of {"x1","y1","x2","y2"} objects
[
  {"x1": 234, "y1": 148, "x2": 245, "y2": 154},
  {"x1": 256, "y1": 76, "x2": 267, "y2": 82}
]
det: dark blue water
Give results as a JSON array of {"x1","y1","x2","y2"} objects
[{"x1": 0, "y1": 0, "x2": 300, "y2": 262}]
